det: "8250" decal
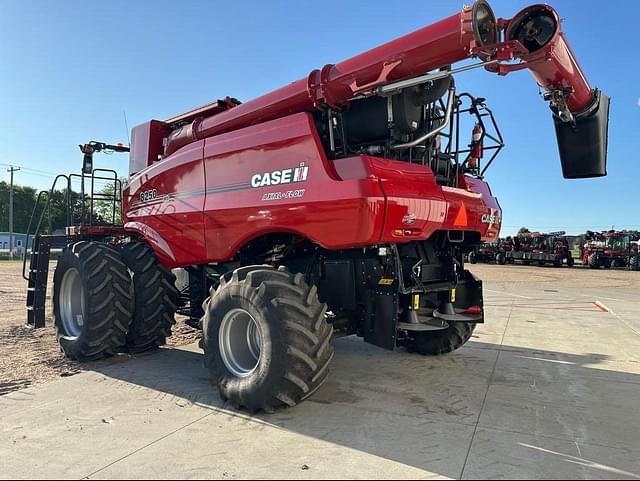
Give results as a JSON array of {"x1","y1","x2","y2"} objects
[{"x1": 140, "y1": 189, "x2": 158, "y2": 203}]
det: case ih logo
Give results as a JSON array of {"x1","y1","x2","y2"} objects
[
  {"x1": 251, "y1": 163, "x2": 309, "y2": 188},
  {"x1": 402, "y1": 213, "x2": 417, "y2": 225},
  {"x1": 481, "y1": 213, "x2": 501, "y2": 225}
]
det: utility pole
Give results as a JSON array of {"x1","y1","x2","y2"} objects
[{"x1": 7, "y1": 166, "x2": 20, "y2": 260}]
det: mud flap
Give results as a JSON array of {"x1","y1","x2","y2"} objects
[{"x1": 363, "y1": 288, "x2": 399, "y2": 351}]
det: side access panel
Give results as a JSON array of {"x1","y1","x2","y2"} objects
[{"x1": 201, "y1": 113, "x2": 386, "y2": 262}]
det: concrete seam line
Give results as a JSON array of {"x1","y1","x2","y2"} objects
[
  {"x1": 82, "y1": 411, "x2": 214, "y2": 479},
  {"x1": 600, "y1": 302, "x2": 640, "y2": 338},
  {"x1": 459, "y1": 297, "x2": 514, "y2": 479}
]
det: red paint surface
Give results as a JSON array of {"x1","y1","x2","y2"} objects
[
  {"x1": 505, "y1": 4, "x2": 593, "y2": 112},
  {"x1": 124, "y1": 114, "x2": 501, "y2": 268}
]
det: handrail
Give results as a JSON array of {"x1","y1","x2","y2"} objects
[
  {"x1": 22, "y1": 191, "x2": 50, "y2": 281},
  {"x1": 22, "y1": 175, "x2": 71, "y2": 280}
]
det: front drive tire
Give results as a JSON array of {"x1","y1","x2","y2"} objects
[
  {"x1": 401, "y1": 322, "x2": 476, "y2": 356},
  {"x1": 201, "y1": 266, "x2": 334, "y2": 412},
  {"x1": 119, "y1": 242, "x2": 179, "y2": 353},
  {"x1": 53, "y1": 241, "x2": 133, "y2": 361}
]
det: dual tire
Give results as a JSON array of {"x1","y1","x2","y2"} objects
[
  {"x1": 54, "y1": 245, "x2": 477, "y2": 412},
  {"x1": 53, "y1": 241, "x2": 178, "y2": 361}
]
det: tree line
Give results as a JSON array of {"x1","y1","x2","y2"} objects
[{"x1": 0, "y1": 181, "x2": 121, "y2": 234}]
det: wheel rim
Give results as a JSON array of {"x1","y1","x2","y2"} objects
[
  {"x1": 219, "y1": 308, "x2": 263, "y2": 378},
  {"x1": 59, "y1": 268, "x2": 86, "y2": 338}
]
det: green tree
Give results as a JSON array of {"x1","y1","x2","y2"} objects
[
  {"x1": 518, "y1": 227, "x2": 531, "y2": 235},
  {"x1": 92, "y1": 182, "x2": 122, "y2": 225},
  {"x1": 0, "y1": 181, "x2": 38, "y2": 233}
]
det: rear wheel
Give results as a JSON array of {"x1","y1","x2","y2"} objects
[
  {"x1": 496, "y1": 252, "x2": 506, "y2": 265},
  {"x1": 119, "y1": 242, "x2": 179, "y2": 353},
  {"x1": 53, "y1": 242, "x2": 133, "y2": 361},
  {"x1": 468, "y1": 251, "x2": 477, "y2": 264},
  {"x1": 401, "y1": 322, "x2": 476, "y2": 356},
  {"x1": 588, "y1": 253, "x2": 600, "y2": 269},
  {"x1": 630, "y1": 256, "x2": 639, "y2": 271},
  {"x1": 201, "y1": 266, "x2": 334, "y2": 412}
]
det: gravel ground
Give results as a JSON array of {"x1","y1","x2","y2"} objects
[
  {"x1": 1, "y1": 260, "x2": 637, "y2": 397},
  {"x1": 469, "y1": 262, "x2": 640, "y2": 289},
  {"x1": 0, "y1": 261, "x2": 201, "y2": 396}
]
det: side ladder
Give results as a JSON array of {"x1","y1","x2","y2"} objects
[{"x1": 26, "y1": 236, "x2": 52, "y2": 329}]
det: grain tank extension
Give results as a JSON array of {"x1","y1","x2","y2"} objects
[{"x1": 25, "y1": 1, "x2": 608, "y2": 412}]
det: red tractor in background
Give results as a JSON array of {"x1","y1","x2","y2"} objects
[
  {"x1": 582, "y1": 231, "x2": 639, "y2": 270},
  {"x1": 23, "y1": 1, "x2": 608, "y2": 412},
  {"x1": 467, "y1": 241, "x2": 500, "y2": 264}
]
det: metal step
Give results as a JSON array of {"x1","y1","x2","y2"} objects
[{"x1": 26, "y1": 236, "x2": 51, "y2": 329}]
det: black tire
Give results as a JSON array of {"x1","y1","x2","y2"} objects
[
  {"x1": 588, "y1": 253, "x2": 600, "y2": 269},
  {"x1": 53, "y1": 241, "x2": 133, "y2": 361},
  {"x1": 630, "y1": 256, "x2": 639, "y2": 271},
  {"x1": 468, "y1": 252, "x2": 477, "y2": 264},
  {"x1": 201, "y1": 266, "x2": 334, "y2": 412},
  {"x1": 567, "y1": 256, "x2": 575, "y2": 268},
  {"x1": 119, "y1": 242, "x2": 179, "y2": 353},
  {"x1": 401, "y1": 322, "x2": 476, "y2": 356},
  {"x1": 496, "y1": 252, "x2": 506, "y2": 265}
]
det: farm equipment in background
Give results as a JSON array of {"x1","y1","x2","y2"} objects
[
  {"x1": 582, "y1": 231, "x2": 639, "y2": 270},
  {"x1": 23, "y1": 1, "x2": 608, "y2": 412},
  {"x1": 505, "y1": 232, "x2": 574, "y2": 267},
  {"x1": 631, "y1": 240, "x2": 640, "y2": 270},
  {"x1": 468, "y1": 241, "x2": 500, "y2": 264}
]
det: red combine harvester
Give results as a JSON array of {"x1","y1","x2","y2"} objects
[
  {"x1": 24, "y1": 2, "x2": 608, "y2": 411},
  {"x1": 582, "y1": 231, "x2": 639, "y2": 270}
]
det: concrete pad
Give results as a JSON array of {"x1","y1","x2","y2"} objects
[
  {"x1": 478, "y1": 347, "x2": 640, "y2": 450},
  {"x1": 90, "y1": 403, "x2": 474, "y2": 480},
  {"x1": 462, "y1": 428, "x2": 640, "y2": 480},
  {"x1": 2, "y1": 279, "x2": 640, "y2": 479},
  {"x1": 309, "y1": 337, "x2": 498, "y2": 426},
  {"x1": 0, "y1": 349, "x2": 219, "y2": 479}
]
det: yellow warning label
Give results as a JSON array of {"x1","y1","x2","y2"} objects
[
  {"x1": 413, "y1": 294, "x2": 420, "y2": 310},
  {"x1": 378, "y1": 278, "x2": 394, "y2": 286},
  {"x1": 451, "y1": 288, "x2": 457, "y2": 303}
]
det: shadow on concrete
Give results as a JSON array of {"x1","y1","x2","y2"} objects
[{"x1": 85, "y1": 335, "x2": 640, "y2": 479}]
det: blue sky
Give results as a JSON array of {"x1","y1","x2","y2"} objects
[{"x1": 0, "y1": 0, "x2": 637, "y2": 235}]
